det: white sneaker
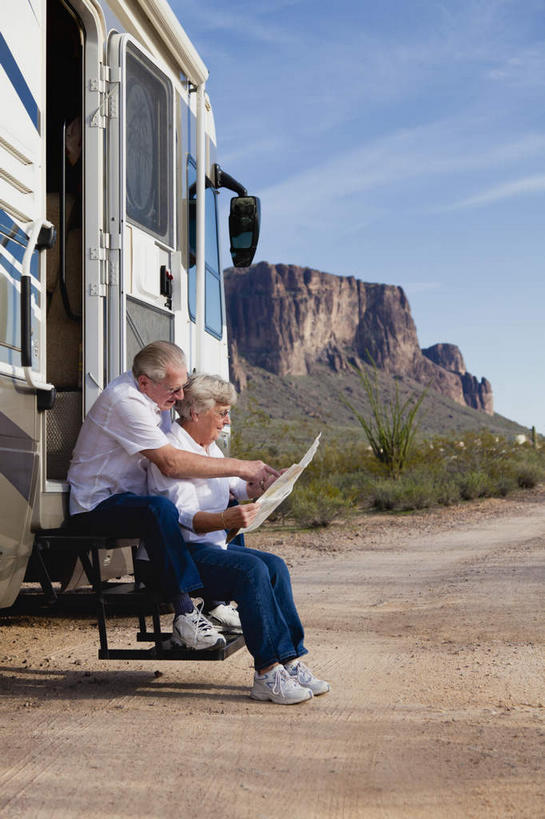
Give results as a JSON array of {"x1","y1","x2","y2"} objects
[
  {"x1": 207, "y1": 603, "x2": 242, "y2": 633},
  {"x1": 285, "y1": 660, "x2": 330, "y2": 696},
  {"x1": 171, "y1": 607, "x2": 226, "y2": 651},
  {"x1": 250, "y1": 665, "x2": 313, "y2": 705}
]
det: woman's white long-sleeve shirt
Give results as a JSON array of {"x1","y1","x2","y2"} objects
[{"x1": 147, "y1": 422, "x2": 248, "y2": 549}]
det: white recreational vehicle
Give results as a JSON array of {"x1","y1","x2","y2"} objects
[{"x1": 0, "y1": 0, "x2": 260, "y2": 609}]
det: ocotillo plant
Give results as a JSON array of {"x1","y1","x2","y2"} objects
[{"x1": 342, "y1": 361, "x2": 428, "y2": 480}]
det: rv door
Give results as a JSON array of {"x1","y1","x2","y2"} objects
[{"x1": 105, "y1": 34, "x2": 175, "y2": 377}]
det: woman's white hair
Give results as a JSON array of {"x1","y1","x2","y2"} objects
[
  {"x1": 132, "y1": 341, "x2": 186, "y2": 381},
  {"x1": 177, "y1": 373, "x2": 237, "y2": 420}
]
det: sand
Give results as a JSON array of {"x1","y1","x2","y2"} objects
[{"x1": 1, "y1": 490, "x2": 544, "y2": 817}]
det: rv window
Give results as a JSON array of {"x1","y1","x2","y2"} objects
[
  {"x1": 0, "y1": 214, "x2": 39, "y2": 369},
  {"x1": 125, "y1": 44, "x2": 173, "y2": 244},
  {"x1": 187, "y1": 160, "x2": 223, "y2": 338}
]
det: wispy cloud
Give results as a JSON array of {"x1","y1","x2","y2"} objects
[
  {"x1": 487, "y1": 46, "x2": 545, "y2": 89},
  {"x1": 447, "y1": 173, "x2": 545, "y2": 209},
  {"x1": 171, "y1": 0, "x2": 303, "y2": 47},
  {"x1": 259, "y1": 124, "x2": 545, "y2": 217}
]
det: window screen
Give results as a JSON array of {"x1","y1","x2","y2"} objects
[{"x1": 125, "y1": 44, "x2": 173, "y2": 244}]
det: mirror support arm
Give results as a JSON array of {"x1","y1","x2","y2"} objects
[{"x1": 213, "y1": 163, "x2": 247, "y2": 196}]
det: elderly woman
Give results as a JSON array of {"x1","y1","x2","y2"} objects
[{"x1": 147, "y1": 373, "x2": 330, "y2": 705}]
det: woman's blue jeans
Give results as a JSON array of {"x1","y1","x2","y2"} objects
[
  {"x1": 68, "y1": 493, "x2": 202, "y2": 599},
  {"x1": 189, "y1": 541, "x2": 307, "y2": 670}
]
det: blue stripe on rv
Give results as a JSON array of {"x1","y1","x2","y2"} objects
[{"x1": 0, "y1": 32, "x2": 40, "y2": 132}]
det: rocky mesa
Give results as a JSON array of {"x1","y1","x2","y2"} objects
[{"x1": 224, "y1": 262, "x2": 493, "y2": 414}]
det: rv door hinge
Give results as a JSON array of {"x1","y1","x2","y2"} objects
[
  {"x1": 90, "y1": 229, "x2": 118, "y2": 261},
  {"x1": 89, "y1": 246, "x2": 107, "y2": 262},
  {"x1": 89, "y1": 282, "x2": 107, "y2": 297},
  {"x1": 90, "y1": 64, "x2": 120, "y2": 127}
]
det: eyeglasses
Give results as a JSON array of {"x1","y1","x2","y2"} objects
[
  {"x1": 147, "y1": 377, "x2": 187, "y2": 397},
  {"x1": 163, "y1": 385, "x2": 185, "y2": 397}
]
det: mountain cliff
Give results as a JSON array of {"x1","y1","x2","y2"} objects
[{"x1": 224, "y1": 262, "x2": 493, "y2": 414}]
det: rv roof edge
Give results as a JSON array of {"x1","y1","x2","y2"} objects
[{"x1": 108, "y1": 0, "x2": 209, "y2": 84}]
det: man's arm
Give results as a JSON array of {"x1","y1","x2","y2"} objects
[{"x1": 141, "y1": 444, "x2": 279, "y2": 483}]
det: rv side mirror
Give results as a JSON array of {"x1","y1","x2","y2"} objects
[{"x1": 229, "y1": 196, "x2": 260, "y2": 268}]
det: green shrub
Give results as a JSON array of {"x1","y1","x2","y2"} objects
[
  {"x1": 434, "y1": 478, "x2": 461, "y2": 506},
  {"x1": 516, "y1": 463, "x2": 544, "y2": 489},
  {"x1": 458, "y1": 470, "x2": 494, "y2": 500},
  {"x1": 493, "y1": 473, "x2": 518, "y2": 497},
  {"x1": 370, "y1": 475, "x2": 438, "y2": 511},
  {"x1": 370, "y1": 479, "x2": 400, "y2": 511},
  {"x1": 287, "y1": 480, "x2": 348, "y2": 527}
]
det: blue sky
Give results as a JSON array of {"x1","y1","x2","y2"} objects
[{"x1": 172, "y1": 0, "x2": 545, "y2": 433}]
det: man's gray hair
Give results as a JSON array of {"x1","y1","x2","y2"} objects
[
  {"x1": 177, "y1": 373, "x2": 237, "y2": 420},
  {"x1": 132, "y1": 341, "x2": 186, "y2": 381}
]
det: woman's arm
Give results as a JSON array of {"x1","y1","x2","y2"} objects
[{"x1": 192, "y1": 502, "x2": 260, "y2": 535}]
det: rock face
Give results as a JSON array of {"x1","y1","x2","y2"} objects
[
  {"x1": 422, "y1": 343, "x2": 493, "y2": 413},
  {"x1": 224, "y1": 262, "x2": 493, "y2": 414}
]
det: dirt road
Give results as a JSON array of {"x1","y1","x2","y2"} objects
[{"x1": 1, "y1": 493, "x2": 544, "y2": 818}]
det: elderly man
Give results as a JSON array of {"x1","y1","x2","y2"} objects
[{"x1": 67, "y1": 340, "x2": 277, "y2": 651}]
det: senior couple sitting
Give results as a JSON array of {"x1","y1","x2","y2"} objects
[{"x1": 67, "y1": 341, "x2": 329, "y2": 705}]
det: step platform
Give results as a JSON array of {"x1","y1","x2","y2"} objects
[{"x1": 26, "y1": 528, "x2": 245, "y2": 662}]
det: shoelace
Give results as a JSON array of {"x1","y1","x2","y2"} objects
[
  {"x1": 291, "y1": 662, "x2": 312, "y2": 684},
  {"x1": 190, "y1": 601, "x2": 216, "y2": 645},
  {"x1": 270, "y1": 666, "x2": 299, "y2": 697}
]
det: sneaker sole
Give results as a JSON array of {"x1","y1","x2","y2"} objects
[
  {"x1": 168, "y1": 637, "x2": 227, "y2": 651},
  {"x1": 249, "y1": 689, "x2": 313, "y2": 705},
  {"x1": 209, "y1": 620, "x2": 243, "y2": 634},
  {"x1": 309, "y1": 684, "x2": 330, "y2": 696}
]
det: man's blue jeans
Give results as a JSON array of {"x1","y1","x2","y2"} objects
[
  {"x1": 68, "y1": 493, "x2": 202, "y2": 599},
  {"x1": 189, "y1": 541, "x2": 307, "y2": 670}
]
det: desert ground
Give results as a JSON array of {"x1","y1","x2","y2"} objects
[{"x1": 1, "y1": 490, "x2": 544, "y2": 818}]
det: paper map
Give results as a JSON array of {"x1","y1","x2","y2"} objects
[{"x1": 227, "y1": 433, "x2": 321, "y2": 542}]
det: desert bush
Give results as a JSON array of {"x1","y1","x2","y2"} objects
[
  {"x1": 371, "y1": 474, "x2": 441, "y2": 511},
  {"x1": 458, "y1": 470, "x2": 495, "y2": 500},
  {"x1": 286, "y1": 480, "x2": 348, "y2": 528},
  {"x1": 515, "y1": 463, "x2": 545, "y2": 488},
  {"x1": 370, "y1": 479, "x2": 399, "y2": 511},
  {"x1": 434, "y1": 478, "x2": 461, "y2": 506},
  {"x1": 493, "y1": 473, "x2": 518, "y2": 497}
]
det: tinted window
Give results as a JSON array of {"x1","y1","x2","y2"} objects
[
  {"x1": 0, "y1": 217, "x2": 39, "y2": 370},
  {"x1": 125, "y1": 44, "x2": 172, "y2": 243},
  {"x1": 187, "y1": 159, "x2": 223, "y2": 337}
]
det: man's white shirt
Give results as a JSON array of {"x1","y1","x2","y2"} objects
[
  {"x1": 68, "y1": 371, "x2": 170, "y2": 515},
  {"x1": 147, "y1": 422, "x2": 248, "y2": 549}
]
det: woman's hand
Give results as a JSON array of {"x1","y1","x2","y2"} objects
[
  {"x1": 222, "y1": 502, "x2": 259, "y2": 530},
  {"x1": 192, "y1": 502, "x2": 259, "y2": 535}
]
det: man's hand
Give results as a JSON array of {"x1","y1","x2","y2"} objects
[
  {"x1": 247, "y1": 471, "x2": 278, "y2": 498},
  {"x1": 247, "y1": 466, "x2": 290, "y2": 498},
  {"x1": 236, "y1": 460, "x2": 279, "y2": 483}
]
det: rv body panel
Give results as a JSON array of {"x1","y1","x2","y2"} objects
[
  {"x1": 0, "y1": 0, "x2": 233, "y2": 608},
  {"x1": 0, "y1": 0, "x2": 46, "y2": 606}
]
